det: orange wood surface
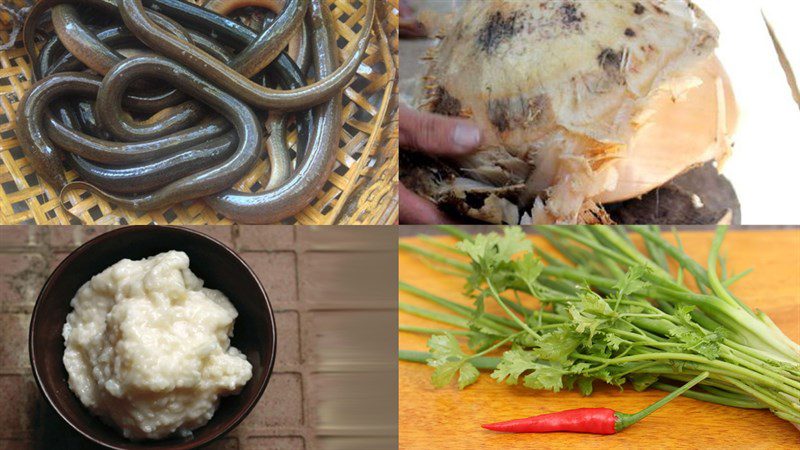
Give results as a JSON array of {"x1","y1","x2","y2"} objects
[{"x1": 399, "y1": 229, "x2": 800, "y2": 449}]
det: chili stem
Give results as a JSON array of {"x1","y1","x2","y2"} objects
[{"x1": 615, "y1": 371, "x2": 709, "y2": 431}]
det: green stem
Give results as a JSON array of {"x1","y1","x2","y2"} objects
[
  {"x1": 651, "y1": 382, "x2": 764, "y2": 409},
  {"x1": 399, "y1": 350, "x2": 500, "y2": 370},
  {"x1": 486, "y1": 278, "x2": 538, "y2": 337},
  {"x1": 707, "y1": 226, "x2": 753, "y2": 313},
  {"x1": 399, "y1": 242, "x2": 471, "y2": 272},
  {"x1": 573, "y1": 352, "x2": 800, "y2": 396},
  {"x1": 399, "y1": 303, "x2": 470, "y2": 329},
  {"x1": 615, "y1": 372, "x2": 710, "y2": 431},
  {"x1": 436, "y1": 225, "x2": 474, "y2": 242},
  {"x1": 400, "y1": 325, "x2": 470, "y2": 336},
  {"x1": 400, "y1": 282, "x2": 517, "y2": 333}
]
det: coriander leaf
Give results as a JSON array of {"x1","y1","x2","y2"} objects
[
  {"x1": 604, "y1": 333, "x2": 627, "y2": 351},
  {"x1": 567, "y1": 362, "x2": 593, "y2": 374},
  {"x1": 577, "y1": 377, "x2": 594, "y2": 396},
  {"x1": 492, "y1": 348, "x2": 538, "y2": 385},
  {"x1": 428, "y1": 333, "x2": 464, "y2": 361},
  {"x1": 576, "y1": 287, "x2": 616, "y2": 317},
  {"x1": 457, "y1": 227, "x2": 531, "y2": 271},
  {"x1": 458, "y1": 363, "x2": 480, "y2": 389},
  {"x1": 630, "y1": 373, "x2": 659, "y2": 391},
  {"x1": 524, "y1": 364, "x2": 565, "y2": 392},
  {"x1": 614, "y1": 265, "x2": 652, "y2": 299},
  {"x1": 431, "y1": 361, "x2": 461, "y2": 388},
  {"x1": 514, "y1": 253, "x2": 544, "y2": 286},
  {"x1": 496, "y1": 227, "x2": 533, "y2": 262},
  {"x1": 674, "y1": 305, "x2": 697, "y2": 324},
  {"x1": 534, "y1": 328, "x2": 581, "y2": 362}
]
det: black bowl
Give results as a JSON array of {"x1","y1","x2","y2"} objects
[{"x1": 29, "y1": 226, "x2": 276, "y2": 449}]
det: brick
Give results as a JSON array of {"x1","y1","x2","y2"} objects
[
  {"x1": 244, "y1": 436, "x2": 304, "y2": 450},
  {"x1": 0, "y1": 227, "x2": 32, "y2": 247},
  {"x1": 241, "y1": 253, "x2": 297, "y2": 303},
  {"x1": 0, "y1": 438, "x2": 35, "y2": 450},
  {"x1": 238, "y1": 225, "x2": 294, "y2": 251},
  {"x1": 309, "y1": 372, "x2": 397, "y2": 430},
  {"x1": 298, "y1": 252, "x2": 396, "y2": 308},
  {"x1": 275, "y1": 311, "x2": 300, "y2": 367},
  {"x1": 78, "y1": 226, "x2": 115, "y2": 245},
  {"x1": 0, "y1": 254, "x2": 47, "y2": 312},
  {"x1": 0, "y1": 314, "x2": 31, "y2": 369},
  {"x1": 181, "y1": 226, "x2": 234, "y2": 249},
  {"x1": 47, "y1": 226, "x2": 79, "y2": 248},
  {"x1": 241, "y1": 373, "x2": 303, "y2": 428},
  {"x1": 48, "y1": 226, "x2": 115, "y2": 248},
  {"x1": 307, "y1": 311, "x2": 396, "y2": 367},
  {"x1": 204, "y1": 436, "x2": 239, "y2": 449},
  {"x1": 296, "y1": 226, "x2": 396, "y2": 251},
  {"x1": 0, "y1": 375, "x2": 38, "y2": 437}
]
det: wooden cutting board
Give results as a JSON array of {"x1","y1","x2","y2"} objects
[{"x1": 399, "y1": 229, "x2": 800, "y2": 449}]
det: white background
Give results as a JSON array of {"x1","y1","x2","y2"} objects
[{"x1": 693, "y1": 0, "x2": 799, "y2": 224}]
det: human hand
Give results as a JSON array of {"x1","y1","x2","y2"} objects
[
  {"x1": 399, "y1": 0, "x2": 427, "y2": 38},
  {"x1": 399, "y1": 105, "x2": 483, "y2": 224}
]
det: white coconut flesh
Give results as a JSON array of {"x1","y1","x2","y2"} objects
[
  {"x1": 595, "y1": 56, "x2": 737, "y2": 204},
  {"x1": 418, "y1": 0, "x2": 736, "y2": 224}
]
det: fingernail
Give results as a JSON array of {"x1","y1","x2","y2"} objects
[{"x1": 452, "y1": 123, "x2": 482, "y2": 152}]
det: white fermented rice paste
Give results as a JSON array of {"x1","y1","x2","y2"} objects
[{"x1": 62, "y1": 250, "x2": 253, "y2": 440}]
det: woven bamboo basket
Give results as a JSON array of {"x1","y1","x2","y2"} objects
[{"x1": 0, "y1": 0, "x2": 398, "y2": 225}]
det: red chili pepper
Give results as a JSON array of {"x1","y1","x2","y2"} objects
[
  {"x1": 482, "y1": 371, "x2": 710, "y2": 435},
  {"x1": 482, "y1": 407, "x2": 618, "y2": 434}
]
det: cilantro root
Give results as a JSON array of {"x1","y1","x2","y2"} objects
[{"x1": 399, "y1": 226, "x2": 800, "y2": 426}]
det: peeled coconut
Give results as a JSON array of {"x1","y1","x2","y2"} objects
[{"x1": 405, "y1": 0, "x2": 737, "y2": 224}]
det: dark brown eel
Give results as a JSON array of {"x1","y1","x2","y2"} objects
[
  {"x1": 205, "y1": 0, "x2": 312, "y2": 75},
  {"x1": 119, "y1": 0, "x2": 375, "y2": 112},
  {"x1": 61, "y1": 55, "x2": 262, "y2": 210},
  {"x1": 44, "y1": 1, "x2": 192, "y2": 113},
  {"x1": 19, "y1": 0, "x2": 363, "y2": 221},
  {"x1": 16, "y1": 72, "x2": 102, "y2": 191},
  {"x1": 205, "y1": 0, "x2": 341, "y2": 223},
  {"x1": 68, "y1": 132, "x2": 237, "y2": 194},
  {"x1": 52, "y1": 98, "x2": 236, "y2": 194},
  {"x1": 44, "y1": 22, "x2": 233, "y2": 115},
  {"x1": 216, "y1": 0, "x2": 307, "y2": 78},
  {"x1": 45, "y1": 114, "x2": 231, "y2": 164}
]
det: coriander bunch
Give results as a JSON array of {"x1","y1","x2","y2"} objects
[{"x1": 399, "y1": 226, "x2": 800, "y2": 425}]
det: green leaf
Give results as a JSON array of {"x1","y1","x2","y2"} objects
[
  {"x1": 534, "y1": 328, "x2": 581, "y2": 362},
  {"x1": 577, "y1": 377, "x2": 594, "y2": 396},
  {"x1": 523, "y1": 364, "x2": 565, "y2": 392},
  {"x1": 614, "y1": 265, "x2": 652, "y2": 299},
  {"x1": 674, "y1": 305, "x2": 697, "y2": 324},
  {"x1": 630, "y1": 373, "x2": 659, "y2": 391},
  {"x1": 428, "y1": 333, "x2": 464, "y2": 361},
  {"x1": 604, "y1": 333, "x2": 627, "y2": 351},
  {"x1": 514, "y1": 253, "x2": 544, "y2": 286},
  {"x1": 431, "y1": 361, "x2": 461, "y2": 388},
  {"x1": 456, "y1": 227, "x2": 532, "y2": 276},
  {"x1": 458, "y1": 363, "x2": 480, "y2": 389},
  {"x1": 491, "y1": 348, "x2": 538, "y2": 384}
]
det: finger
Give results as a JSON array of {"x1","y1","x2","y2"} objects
[
  {"x1": 400, "y1": 19, "x2": 427, "y2": 38},
  {"x1": 400, "y1": 105, "x2": 483, "y2": 156},
  {"x1": 399, "y1": 184, "x2": 455, "y2": 224}
]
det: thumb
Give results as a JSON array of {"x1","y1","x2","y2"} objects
[{"x1": 400, "y1": 105, "x2": 483, "y2": 156}]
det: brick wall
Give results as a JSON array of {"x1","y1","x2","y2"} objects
[{"x1": 0, "y1": 226, "x2": 398, "y2": 449}]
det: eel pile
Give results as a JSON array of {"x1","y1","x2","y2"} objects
[{"x1": 17, "y1": 0, "x2": 376, "y2": 223}]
